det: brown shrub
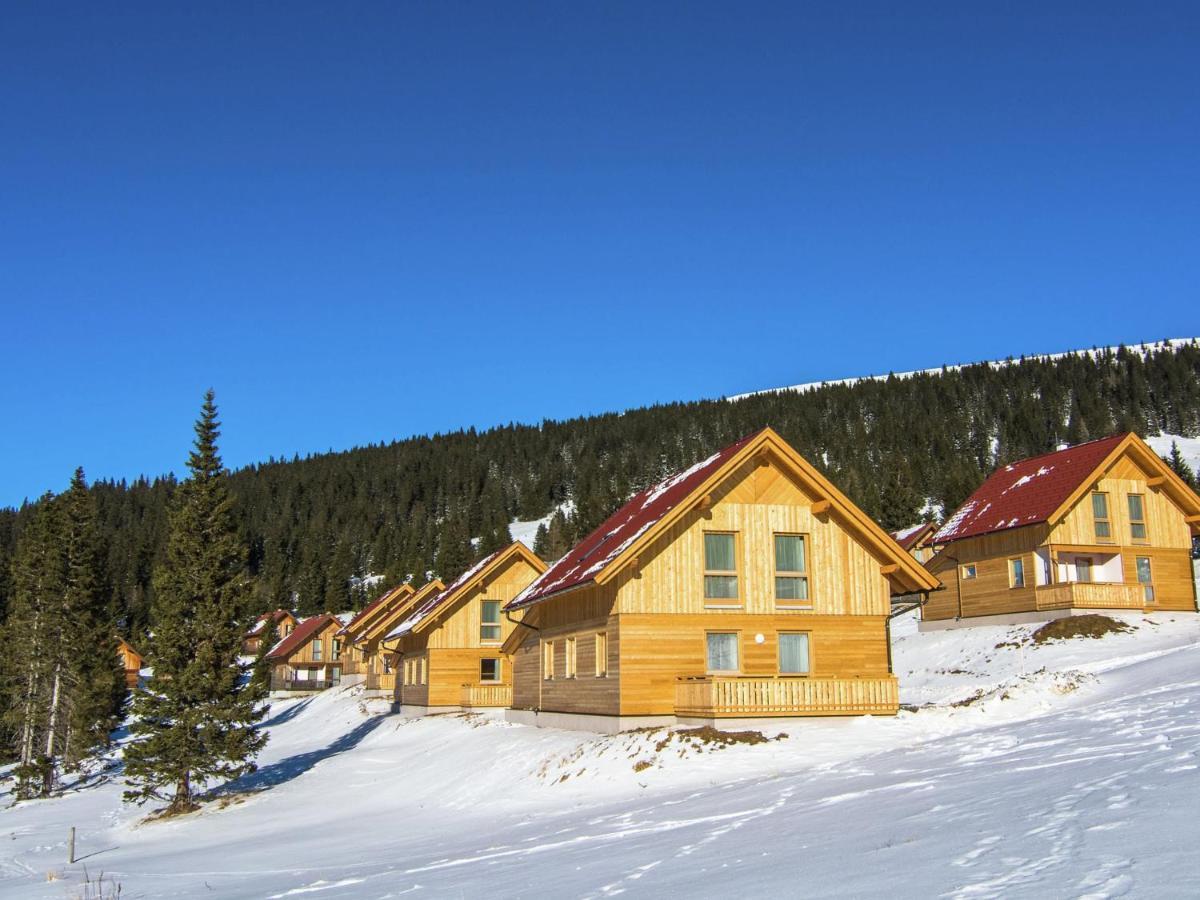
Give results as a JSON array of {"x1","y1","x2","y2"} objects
[{"x1": 1031, "y1": 614, "x2": 1132, "y2": 644}]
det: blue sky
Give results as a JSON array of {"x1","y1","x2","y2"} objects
[{"x1": 1, "y1": 2, "x2": 1196, "y2": 506}]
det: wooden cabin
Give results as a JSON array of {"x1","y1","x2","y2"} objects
[
  {"x1": 924, "y1": 433, "x2": 1200, "y2": 628},
  {"x1": 335, "y1": 583, "x2": 416, "y2": 681},
  {"x1": 388, "y1": 543, "x2": 547, "y2": 715},
  {"x1": 266, "y1": 614, "x2": 345, "y2": 693},
  {"x1": 356, "y1": 579, "x2": 443, "y2": 695},
  {"x1": 501, "y1": 427, "x2": 940, "y2": 732},
  {"x1": 117, "y1": 638, "x2": 143, "y2": 689},
  {"x1": 242, "y1": 609, "x2": 300, "y2": 656},
  {"x1": 891, "y1": 522, "x2": 938, "y2": 564}
]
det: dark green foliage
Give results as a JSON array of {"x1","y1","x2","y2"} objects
[
  {"x1": 1163, "y1": 441, "x2": 1197, "y2": 488},
  {"x1": 249, "y1": 613, "x2": 278, "y2": 696},
  {"x1": 123, "y1": 392, "x2": 267, "y2": 814}
]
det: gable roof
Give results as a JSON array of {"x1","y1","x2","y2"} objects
[
  {"x1": 387, "y1": 542, "x2": 546, "y2": 639},
  {"x1": 507, "y1": 427, "x2": 939, "y2": 612},
  {"x1": 361, "y1": 579, "x2": 444, "y2": 644},
  {"x1": 246, "y1": 609, "x2": 295, "y2": 637},
  {"x1": 336, "y1": 583, "x2": 415, "y2": 639},
  {"x1": 267, "y1": 613, "x2": 340, "y2": 661},
  {"x1": 933, "y1": 432, "x2": 1200, "y2": 544},
  {"x1": 890, "y1": 522, "x2": 936, "y2": 551}
]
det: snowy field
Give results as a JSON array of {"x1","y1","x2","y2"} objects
[{"x1": 3, "y1": 613, "x2": 1199, "y2": 899}]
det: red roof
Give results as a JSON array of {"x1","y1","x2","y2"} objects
[
  {"x1": 890, "y1": 522, "x2": 935, "y2": 551},
  {"x1": 267, "y1": 614, "x2": 339, "y2": 661},
  {"x1": 507, "y1": 430, "x2": 763, "y2": 610},
  {"x1": 336, "y1": 584, "x2": 410, "y2": 638},
  {"x1": 933, "y1": 433, "x2": 1129, "y2": 544},
  {"x1": 246, "y1": 609, "x2": 294, "y2": 637}
]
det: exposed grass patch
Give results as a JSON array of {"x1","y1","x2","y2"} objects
[
  {"x1": 1032, "y1": 614, "x2": 1132, "y2": 645},
  {"x1": 655, "y1": 727, "x2": 785, "y2": 752}
]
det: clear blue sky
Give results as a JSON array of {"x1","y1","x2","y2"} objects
[{"x1": 2, "y1": 2, "x2": 1196, "y2": 507}]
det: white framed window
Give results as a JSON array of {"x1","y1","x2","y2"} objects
[
  {"x1": 480, "y1": 658, "x2": 501, "y2": 682},
  {"x1": 703, "y1": 533, "x2": 739, "y2": 602},
  {"x1": 774, "y1": 534, "x2": 810, "y2": 605},
  {"x1": 706, "y1": 632, "x2": 739, "y2": 673},
  {"x1": 1136, "y1": 556, "x2": 1155, "y2": 603},
  {"x1": 480, "y1": 600, "x2": 501, "y2": 643},
  {"x1": 595, "y1": 632, "x2": 608, "y2": 677},
  {"x1": 1092, "y1": 492, "x2": 1111, "y2": 540},
  {"x1": 778, "y1": 633, "x2": 811, "y2": 675}
]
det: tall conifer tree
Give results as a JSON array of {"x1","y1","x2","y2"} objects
[{"x1": 124, "y1": 391, "x2": 267, "y2": 814}]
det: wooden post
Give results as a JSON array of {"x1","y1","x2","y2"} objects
[{"x1": 68, "y1": 826, "x2": 75, "y2": 864}]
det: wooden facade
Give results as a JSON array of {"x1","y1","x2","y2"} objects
[
  {"x1": 242, "y1": 609, "x2": 300, "y2": 656},
  {"x1": 117, "y1": 639, "x2": 143, "y2": 689},
  {"x1": 357, "y1": 580, "x2": 443, "y2": 691},
  {"x1": 925, "y1": 435, "x2": 1200, "y2": 622},
  {"x1": 338, "y1": 583, "x2": 417, "y2": 678},
  {"x1": 389, "y1": 543, "x2": 546, "y2": 711},
  {"x1": 504, "y1": 428, "x2": 939, "y2": 726},
  {"x1": 268, "y1": 614, "x2": 346, "y2": 692}
]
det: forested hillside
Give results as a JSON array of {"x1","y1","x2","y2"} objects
[{"x1": 2, "y1": 340, "x2": 1198, "y2": 638}]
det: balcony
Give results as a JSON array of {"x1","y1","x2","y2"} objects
[
  {"x1": 1034, "y1": 582, "x2": 1147, "y2": 611},
  {"x1": 675, "y1": 675, "x2": 899, "y2": 718},
  {"x1": 460, "y1": 683, "x2": 512, "y2": 708},
  {"x1": 365, "y1": 671, "x2": 396, "y2": 692}
]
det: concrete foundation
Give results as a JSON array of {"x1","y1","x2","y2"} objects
[
  {"x1": 918, "y1": 607, "x2": 1150, "y2": 632},
  {"x1": 505, "y1": 708, "x2": 675, "y2": 734},
  {"x1": 393, "y1": 704, "x2": 463, "y2": 717},
  {"x1": 339, "y1": 673, "x2": 366, "y2": 688}
]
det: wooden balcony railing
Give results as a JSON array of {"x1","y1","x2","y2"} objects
[
  {"x1": 675, "y1": 675, "x2": 899, "y2": 718},
  {"x1": 460, "y1": 683, "x2": 512, "y2": 708},
  {"x1": 1035, "y1": 582, "x2": 1147, "y2": 611},
  {"x1": 366, "y1": 671, "x2": 396, "y2": 691}
]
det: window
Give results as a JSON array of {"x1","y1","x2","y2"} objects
[
  {"x1": 779, "y1": 633, "x2": 811, "y2": 674},
  {"x1": 383, "y1": 655, "x2": 392, "y2": 674},
  {"x1": 543, "y1": 640, "x2": 554, "y2": 680},
  {"x1": 774, "y1": 534, "x2": 810, "y2": 604},
  {"x1": 1092, "y1": 492, "x2": 1111, "y2": 540},
  {"x1": 565, "y1": 637, "x2": 577, "y2": 678},
  {"x1": 1076, "y1": 557, "x2": 1093, "y2": 583},
  {"x1": 480, "y1": 600, "x2": 501, "y2": 642},
  {"x1": 961, "y1": 564, "x2": 977, "y2": 580},
  {"x1": 311, "y1": 637, "x2": 322, "y2": 661},
  {"x1": 419, "y1": 657, "x2": 426, "y2": 685},
  {"x1": 1128, "y1": 494, "x2": 1147, "y2": 540},
  {"x1": 331, "y1": 638, "x2": 341, "y2": 661},
  {"x1": 706, "y1": 632, "x2": 739, "y2": 673},
  {"x1": 703, "y1": 533, "x2": 739, "y2": 601},
  {"x1": 480, "y1": 658, "x2": 501, "y2": 682},
  {"x1": 1009, "y1": 557, "x2": 1025, "y2": 588},
  {"x1": 595, "y1": 632, "x2": 608, "y2": 677},
  {"x1": 1136, "y1": 556, "x2": 1155, "y2": 603}
]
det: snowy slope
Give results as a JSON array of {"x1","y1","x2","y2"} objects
[
  {"x1": 3, "y1": 614, "x2": 1200, "y2": 898},
  {"x1": 729, "y1": 337, "x2": 1198, "y2": 401},
  {"x1": 1145, "y1": 432, "x2": 1200, "y2": 475}
]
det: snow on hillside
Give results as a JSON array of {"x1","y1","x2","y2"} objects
[
  {"x1": 729, "y1": 337, "x2": 1199, "y2": 401},
  {"x1": 1146, "y1": 432, "x2": 1200, "y2": 475},
  {"x1": 508, "y1": 501, "x2": 575, "y2": 551},
  {"x1": 3, "y1": 614, "x2": 1200, "y2": 898}
]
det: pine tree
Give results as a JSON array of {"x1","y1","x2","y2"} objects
[
  {"x1": 249, "y1": 612, "x2": 279, "y2": 695},
  {"x1": 123, "y1": 391, "x2": 268, "y2": 814},
  {"x1": 1164, "y1": 441, "x2": 1197, "y2": 489}
]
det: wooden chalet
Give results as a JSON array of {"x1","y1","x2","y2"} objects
[
  {"x1": 387, "y1": 542, "x2": 546, "y2": 715},
  {"x1": 355, "y1": 580, "x2": 443, "y2": 696},
  {"x1": 266, "y1": 614, "x2": 345, "y2": 693},
  {"x1": 924, "y1": 433, "x2": 1200, "y2": 627},
  {"x1": 501, "y1": 427, "x2": 939, "y2": 732},
  {"x1": 890, "y1": 522, "x2": 938, "y2": 564},
  {"x1": 117, "y1": 638, "x2": 143, "y2": 689},
  {"x1": 335, "y1": 583, "x2": 416, "y2": 683},
  {"x1": 242, "y1": 609, "x2": 300, "y2": 656}
]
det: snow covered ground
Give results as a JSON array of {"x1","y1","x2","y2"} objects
[
  {"x1": 1146, "y1": 432, "x2": 1200, "y2": 475},
  {"x1": 3, "y1": 613, "x2": 1200, "y2": 898}
]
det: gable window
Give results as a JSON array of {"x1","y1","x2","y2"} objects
[
  {"x1": 1127, "y1": 494, "x2": 1147, "y2": 541},
  {"x1": 595, "y1": 632, "x2": 608, "y2": 677},
  {"x1": 961, "y1": 564, "x2": 977, "y2": 580},
  {"x1": 703, "y1": 533, "x2": 739, "y2": 601},
  {"x1": 1009, "y1": 557, "x2": 1025, "y2": 588},
  {"x1": 543, "y1": 640, "x2": 554, "y2": 680},
  {"x1": 774, "y1": 534, "x2": 810, "y2": 605},
  {"x1": 779, "y1": 633, "x2": 811, "y2": 674},
  {"x1": 480, "y1": 600, "x2": 501, "y2": 643},
  {"x1": 311, "y1": 637, "x2": 323, "y2": 661},
  {"x1": 565, "y1": 637, "x2": 577, "y2": 678},
  {"x1": 480, "y1": 658, "x2": 501, "y2": 683},
  {"x1": 1092, "y1": 492, "x2": 1111, "y2": 540},
  {"x1": 331, "y1": 638, "x2": 341, "y2": 661},
  {"x1": 706, "y1": 632, "x2": 739, "y2": 673},
  {"x1": 1136, "y1": 556, "x2": 1155, "y2": 603}
]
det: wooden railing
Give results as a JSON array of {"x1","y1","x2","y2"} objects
[
  {"x1": 273, "y1": 679, "x2": 338, "y2": 692},
  {"x1": 675, "y1": 675, "x2": 899, "y2": 718},
  {"x1": 1035, "y1": 582, "x2": 1146, "y2": 611},
  {"x1": 366, "y1": 671, "x2": 396, "y2": 691},
  {"x1": 460, "y1": 683, "x2": 512, "y2": 708}
]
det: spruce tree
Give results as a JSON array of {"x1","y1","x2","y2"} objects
[
  {"x1": 1164, "y1": 442, "x2": 1197, "y2": 488},
  {"x1": 123, "y1": 391, "x2": 267, "y2": 814},
  {"x1": 249, "y1": 612, "x2": 279, "y2": 696}
]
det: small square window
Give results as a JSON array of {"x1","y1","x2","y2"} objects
[
  {"x1": 962, "y1": 564, "x2": 977, "y2": 580},
  {"x1": 779, "y1": 633, "x2": 811, "y2": 674},
  {"x1": 480, "y1": 658, "x2": 501, "y2": 682},
  {"x1": 706, "y1": 632, "x2": 739, "y2": 672}
]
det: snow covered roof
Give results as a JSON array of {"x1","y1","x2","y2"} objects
[
  {"x1": 387, "y1": 542, "x2": 543, "y2": 639},
  {"x1": 336, "y1": 584, "x2": 413, "y2": 637},
  {"x1": 246, "y1": 609, "x2": 295, "y2": 637},
  {"x1": 933, "y1": 434, "x2": 1129, "y2": 544},
  {"x1": 267, "y1": 614, "x2": 341, "y2": 661},
  {"x1": 890, "y1": 522, "x2": 935, "y2": 551},
  {"x1": 507, "y1": 431, "x2": 765, "y2": 610}
]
